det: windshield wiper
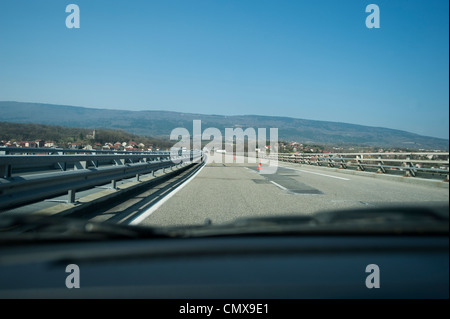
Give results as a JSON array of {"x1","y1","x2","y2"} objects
[
  {"x1": 172, "y1": 206, "x2": 449, "y2": 237},
  {"x1": 0, "y1": 214, "x2": 174, "y2": 243},
  {"x1": 0, "y1": 205, "x2": 447, "y2": 242},
  {"x1": 314, "y1": 206, "x2": 449, "y2": 224}
]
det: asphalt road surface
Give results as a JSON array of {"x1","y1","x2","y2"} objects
[{"x1": 139, "y1": 156, "x2": 449, "y2": 227}]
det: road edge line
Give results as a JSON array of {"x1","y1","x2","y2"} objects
[{"x1": 128, "y1": 157, "x2": 208, "y2": 225}]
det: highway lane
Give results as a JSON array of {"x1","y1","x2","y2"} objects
[{"x1": 139, "y1": 158, "x2": 449, "y2": 227}]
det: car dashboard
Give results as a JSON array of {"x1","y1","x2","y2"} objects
[{"x1": 0, "y1": 234, "x2": 448, "y2": 299}]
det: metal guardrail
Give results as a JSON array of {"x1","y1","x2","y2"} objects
[
  {"x1": 0, "y1": 146, "x2": 169, "y2": 155},
  {"x1": 0, "y1": 149, "x2": 203, "y2": 210},
  {"x1": 0, "y1": 154, "x2": 172, "y2": 178},
  {"x1": 0, "y1": 147, "x2": 173, "y2": 177},
  {"x1": 263, "y1": 152, "x2": 449, "y2": 180}
]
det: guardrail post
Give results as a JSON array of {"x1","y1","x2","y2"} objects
[
  {"x1": 57, "y1": 162, "x2": 67, "y2": 171},
  {"x1": 114, "y1": 159, "x2": 125, "y2": 166},
  {"x1": 377, "y1": 155, "x2": 385, "y2": 173},
  {"x1": 74, "y1": 161, "x2": 87, "y2": 170},
  {"x1": 339, "y1": 155, "x2": 347, "y2": 169},
  {"x1": 356, "y1": 155, "x2": 365, "y2": 171},
  {"x1": 404, "y1": 156, "x2": 416, "y2": 177},
  {"x1": 136, "y1": 173, "x2": 140, "y2": 182},
  {"x1": 68, "y1": 189, "x2": 76, "y2": 204},
  {"x1": 317, "y1": 155, "x2": 322, "y2": 166},
  {"x1": 327, "y1": 157, "x2": 334, "y2": 168},
  {"x1": 111, "y1": 179, "x2": 117, "y2": 189},
  {"x1": 0, "y1": 164, "x2": 12, "y2": 178}
]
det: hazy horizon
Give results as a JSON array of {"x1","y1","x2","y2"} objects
[{"x1": 1, "y1": 100, "x2": 448, "y2": 142}]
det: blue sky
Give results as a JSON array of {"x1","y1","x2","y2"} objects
[{"x1": 0, "y1": 0, "x2": 448, "y2": 139}]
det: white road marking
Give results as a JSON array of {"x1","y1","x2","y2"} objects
[
  {"x1": 281, "y1": 165, "x2": 350, "y2": 181},
  {"x1": 270, "y1": 180, "x2": 288, "y2": 191},
  {"x1": 128, "y1": 158, "x2": 208, "y2": 225},
  {"x1": 246, "y1": 163, "x2": 349, "y2": 181}
]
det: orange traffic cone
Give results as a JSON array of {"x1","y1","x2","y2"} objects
[{"x1": 257, "y1": 161, "x2": 262, "y2": 172}]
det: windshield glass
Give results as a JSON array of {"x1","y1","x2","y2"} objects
[{"x1": 0, "y1": 0, "x2": 448, "y2": 236}]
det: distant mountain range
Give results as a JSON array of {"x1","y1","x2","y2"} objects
[{"x1": 0, "y1": 101, "x2": 448, "y2": 150}]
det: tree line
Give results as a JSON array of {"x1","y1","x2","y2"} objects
[{"x1": 0, "y1": 122, "x2": 173, "y2": 149}]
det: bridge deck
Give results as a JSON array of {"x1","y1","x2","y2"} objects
[{"x1": 140, "y1": 159, "x2": 449, "y2": 227}]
